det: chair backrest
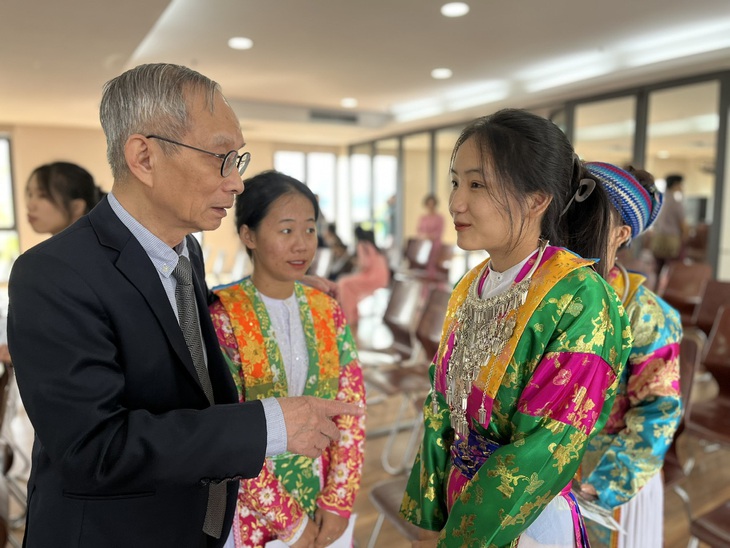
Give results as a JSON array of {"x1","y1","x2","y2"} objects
[
  {"x1": 678, "y1": 329, "x2": 707, "y2": 430},
  {"x1": 433, "y1": 244, "x2": 455, "y2": 276},
  {"x1": 404, "y1": 238, "x2": 432, "y2": 270},
  {"x1": 415, "y1": 287, "x2": 451, "y2": 361},
  {"x1": 382, "y1": 278, "x2": 426, "y2": 358},
  {"x1": 658, "y1": 261, "x2": 713, "y2": 301},
  {"x1": 690, "y1": 280, "x2": 730, "y2": 335},
  {"x1": 308, "y1": 247, "x2": 333, "y2": 278},
  {"x1": 702, "y1": 305, "x2": 730, "y2": 399},
  {"x1": 657, "y1": 261, "x2": 713, "y2": 322}
]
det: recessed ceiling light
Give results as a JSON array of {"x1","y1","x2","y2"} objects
[
  {"x1": 431, "y1": 68, "x2": 453, "y2": 80},
  {"x1": 441, "y1": 2, "x2": 470, "y2": 17},
  {"x1": 228, "y1": 37, "x2": 253, "y2": 50},
  {"x1": 657, "y1": 150, "x2": 671, "y2": 159},
  {"x1": 340, "y1": 98, "x2": 358, "y2": 108}
]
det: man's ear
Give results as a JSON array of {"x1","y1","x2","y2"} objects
[
  {"x1": 240, "y1": 225, "x2": 256, "y2": 252},
  {"x1": 124, "y1": 135, "x2": 155, "y2": 188}
]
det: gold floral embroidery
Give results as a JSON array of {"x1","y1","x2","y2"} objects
[{"x1": 550, "y1": 430, "x2": 586, "y2": 473}]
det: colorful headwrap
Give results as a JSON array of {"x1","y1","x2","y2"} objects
[{"x1": 585, "y1": 162, "x2": 663, "y2": 240}]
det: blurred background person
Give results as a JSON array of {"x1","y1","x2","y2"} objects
[
  {"x1": 569, "y1": 162, "x2": 682, "y2": 548},
  {"x1": 322, "y1": 223, "x2": 355, "y2": 281},
  {"x1": 336, "y1": 225, "x2": 390, "y2": 336},
  {"x1": 210, "y1": 170, "x2": 365, "y2": 548},
  {"x1": 416, "y1": 193, "x2": 445, "y2": 277},
  {"x1": 1, "y1": 161, "x2": 105, "y2": 364},
  {"x1": 650, "y1": 173, "x2": 687, "y2": 277},
  {"x1": 25, "y1": 161, "x2": 105, "y2": 236}
]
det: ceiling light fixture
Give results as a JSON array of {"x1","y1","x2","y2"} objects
[
  {"x1": 340, "y1": 98, "x2": 358, "y2": 108},
  {"x1": 431, "y1": 68, "x2": 453, "y2": 80},
  {"x1": 228, "y1": 37, "x2": 253, "y2": 50},
  {"x1": 441, "y1": 2, "x2": 470, "y2": 17}
]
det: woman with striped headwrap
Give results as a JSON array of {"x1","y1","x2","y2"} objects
[{"x1": 569, "y1": 162, "x2": 683, "y2": 548}]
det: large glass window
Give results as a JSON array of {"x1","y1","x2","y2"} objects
[
  {"x1": 646, "y1": 81, "x2": 718, "y2": 225},
  {"x1": 274, "y1": 149, "x2": 337, "y2": 227},
  {"x1": 402, "y1": 133, "x2": 431, "y2": 245},
  {"x1": 0, "y1": 137, "x2": 18, "y2": 283},
  {"x1": 373, "y1": 139, "x2": 398, "y2": 248},
  {"x1": 435, "y1": 126, "x2": 463, "y2": 246},
  {"x1": 349, "y1": 144, "x2": 372, "y2": 228},
  {"x1": 573, "y1": 96, "x2": 636, "y2": 165},
  {"x1": 306, "y1": 152, "x2": 336, "y2": 222}
]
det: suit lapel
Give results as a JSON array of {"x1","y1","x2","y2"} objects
[{"x1": 88, "y1": 199, "x2": 208, "y2": 393}]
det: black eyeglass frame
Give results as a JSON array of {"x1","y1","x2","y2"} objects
[{"x1": 146, "y1": 134, "x2": 250, "y2": 177}]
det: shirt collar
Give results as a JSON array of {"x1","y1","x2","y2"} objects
[{"x1": 107, "y1": 192, "x2": 188, "y2": 279}]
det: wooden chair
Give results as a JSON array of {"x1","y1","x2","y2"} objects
[
  {"x1": 403, "y1": 238, "x2": 432, "y2": 270},
  {"x1": 656, "y1": 261, "x2": 713, "y2": 325},
  {"x1": 689, "y1": 279, "x2": 730, "y2": 336},
  {"x1": 663, "y1": 330, "x2": 706, "y2": 518},
  {"x1": 367, "y1": 476, "x2": 423, "y2": 548},
  {"x1": 684, "y1": 305, "x2": 730, "y2": 448},
  {"x1": 406, "y1": 243, "x2": 455, "y2": 284},
  {"x1": 688, "y1": 498, "x2": 730, "y2": 547}
]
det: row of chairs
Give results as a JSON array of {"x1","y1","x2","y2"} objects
[{"x1": 661, "y1": 298, "x2": 730, "y2": 546}]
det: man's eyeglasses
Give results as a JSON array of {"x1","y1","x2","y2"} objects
[{"x1": 146, "y1": 135, "x2": 251, "y2": 177}]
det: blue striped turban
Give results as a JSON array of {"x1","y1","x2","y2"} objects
[{"x1": 585, "y1": 162, "x2": 663, "y2": 240}]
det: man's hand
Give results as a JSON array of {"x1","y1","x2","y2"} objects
[
  {"x1": 301, "y1": 275, "x2": 338, "y2": 299},
  {"x1": 313, "y1": 508, "x2": 348, "y2": 548},
  {"x1": 278, "y1": 396, "x2": 364, "y2": 459}
]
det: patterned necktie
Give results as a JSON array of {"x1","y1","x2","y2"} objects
[{"x1": 172, "y1": 255, "x2": 226, "y2": 538}]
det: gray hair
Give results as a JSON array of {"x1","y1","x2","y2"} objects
[{"x1": 99, "y1": 63, "x2": 221, "y2": 181}]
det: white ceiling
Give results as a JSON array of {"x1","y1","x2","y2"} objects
[{"x1": 2, "y1": 0, "x2": 730, "y2": 147}]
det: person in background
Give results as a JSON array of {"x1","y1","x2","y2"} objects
[
  {"x1": 336, "y1": 225, "x2": 390, "y2": 334},
  {"x1": 25, "y1": 161, "x2": 106, "y2": 236},
  {"x1": 416, "y1": 193, "x2": 446, "y2": 277},
  {"x1": 650, "y1": 173, "x2": 687, "y2": 277},
  {"x1": 568, "y1": 162, "x2": 682, "y2": 548},
  {"x1": 210, "y1": 170, "x2": 365, "y2": 548},
  {"x1": 323, "y1": 223, "x2": 354, "y2": 281},
  {"x1": 0, "y1": 161, "x2": 106, "y2": 365},
  {"x1": 7, "y1": 62, "x2": 362, "y2": 548},
  {"x1": 399, "y1": 109, "x2": 630, "y2": 548}
]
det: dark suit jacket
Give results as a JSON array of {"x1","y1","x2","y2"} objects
[{"x1": 8, "y1": 198, "x2": 268, "y2": 547}]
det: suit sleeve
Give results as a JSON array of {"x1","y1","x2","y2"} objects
[{"x1": 8, "y1": 251, "x2": 267, "y2": 495}]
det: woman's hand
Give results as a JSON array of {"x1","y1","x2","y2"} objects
[
  {"x1": 313, "y1": 508, "x2": 348, "y2": 547},
  {"x1": 412, "y1": 528, "x2": 440, "y2": 548},
  {"x1": 290, "y1": 518, "x2": 318, "y2": 548},
  {"x1": 579, "y1": 482, "x2": 598, "y2": 501}
]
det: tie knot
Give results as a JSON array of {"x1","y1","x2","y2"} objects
[{"x1": 173, "y1": 255, "x2": 193, "y2": 286}]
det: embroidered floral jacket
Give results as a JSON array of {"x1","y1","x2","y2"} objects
[{"x1": 211, "y1": 279, "x2": 365, "y2": 547}]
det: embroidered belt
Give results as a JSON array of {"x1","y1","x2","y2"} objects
[{"x1": 450, "y1": 430, "x2": 501, "y2": 481}]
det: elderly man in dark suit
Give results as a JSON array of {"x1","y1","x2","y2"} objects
[{"x1": 7, "y1": 63, "x2": 362, "y2": 548}]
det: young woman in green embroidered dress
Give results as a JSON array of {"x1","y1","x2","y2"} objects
[{"x1": 399, "y1": 109, "x2": 631, "y2": 548}]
